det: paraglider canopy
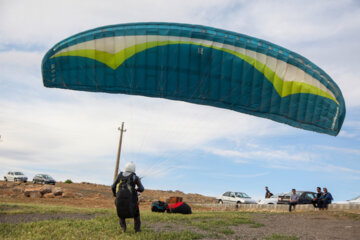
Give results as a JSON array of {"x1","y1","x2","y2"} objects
[{"x1": 42, "y1": 22, "x2": 345, "y2": 136}]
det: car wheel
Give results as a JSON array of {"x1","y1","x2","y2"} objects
[
  {"x1": 14, "y1": 178, "x2": 17, "y2": 182},
  {"x1": 236, "y1": 201, "x2": 241, "y2": 205},
  {"x1": 33, "y1": 180, "x2": 36, "y2": 184},
  {"x1": 4, "y1": 177, "x2": 7, "y2": 182},
  {"x1": 41, "y1": 180, "x2": 45, "y2": 185},
  {"x1": 218, "y1": 200, "x2": 223, "y2": 204}
]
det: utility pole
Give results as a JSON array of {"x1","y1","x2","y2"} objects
[{"x1": 113, "y1": 122, "x2": 126, "y2": 182}]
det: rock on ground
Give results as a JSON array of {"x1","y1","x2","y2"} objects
[{"x1": 53, "y1": 187, "x2": 63, "y2": 196}]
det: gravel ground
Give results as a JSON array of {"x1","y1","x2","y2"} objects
[
  {"x1": 146, "y1": 212, "x2": 360, "y2": 240},
  {"x1": 229, "y1": 212, "x2": 360, "y2": 240}
]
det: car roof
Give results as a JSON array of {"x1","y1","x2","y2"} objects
[{"x1": 280, "y1": 191, "x2": 315, "y2": 195}]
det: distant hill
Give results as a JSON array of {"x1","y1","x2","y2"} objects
[{"x1": 0, "y1": 181, "x2": 216, "y2": 208}]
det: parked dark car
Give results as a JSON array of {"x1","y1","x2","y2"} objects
[
  {"x1": 278, "y1": 191, "x2": 316, "y2": 204},
  {"x1": 33, "y1": 174, "x2": 56, "y2": 185}
]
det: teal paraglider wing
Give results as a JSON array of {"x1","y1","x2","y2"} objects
[{"x1": 42, "y1": 22, "x2": 345, "y2": 136}]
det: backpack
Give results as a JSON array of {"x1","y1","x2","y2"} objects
[
  {"x1": 115, "y1": 172, "x2": 137, "y2": 218},
  {"x1": 151, "y1": 201, "x2": 168, "y2": 212},
  {"x1": 167, "y1": 202, "x2": 192, "y2": 214}
]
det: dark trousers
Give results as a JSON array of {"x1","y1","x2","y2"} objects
[
  {"x1": 312, "y1": 199, "x2": 320, "y2": 208},
  {"x1": 319, "y1": 200, "x2": 329, "y2": 210},
  {"x1": 289, "y1": 202, "x2": 297, "y2": 212},
  {"x1": 119, "y1": 205, "x2": 141, "y2": 232}
]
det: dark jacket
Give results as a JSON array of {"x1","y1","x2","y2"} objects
[
  {"x1": 111, "y1": 171, "x2": 144, "y2": 197},
  {"x1": 315, "y1": 192, "x2": 322, "y2": 199},
  {"x1": 265, "y1": 190, "x2": 273, "y2": 198},
  {"x1": 321, "y1": 192, "x2": 333, "y2": 203}
]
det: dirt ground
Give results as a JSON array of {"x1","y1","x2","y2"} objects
[{"x1": 224, "y1": 212, "x2": 359, "y2": 240}]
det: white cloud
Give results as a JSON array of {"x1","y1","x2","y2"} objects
[
  {"x1": 221, "y1": 0, "x2": 359, "y2": 42},
  {"x1": 325, "y1": 165, "x2": 360, "y2": 174},
  {"x1": 212, "y1": 172, "x2": 269, "y2": 179},
  {"x1": 205, "y1": 146, "x2": 314, "y2": 164},
  {"x1": 0, "y1": 50, "x2": 43, "y2": 68},
  {"x1": 0, "y1": 0, "x2": 235, "y2": 48},
  {"x1": 316, "y1": 145, "x2": 360, "y2": 156},
  {"x1": 204, "y1": 144, "x2": 360, "y2": 179},
  {"x1": 0, "y1": 86, "x2": 293, "y2": 184},
  {"x1": 0, "y1": 92, "x2": 290, "y2": 158}
]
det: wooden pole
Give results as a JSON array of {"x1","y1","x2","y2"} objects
[{"x1": 113, "y1": 122, "x2": 126, "y2": 182}]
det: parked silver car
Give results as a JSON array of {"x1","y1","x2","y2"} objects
[
  {"x1": 4, "y1": 171, "x2": 28, "y2": 182},
  {"x1": 216, "y1": 191, "x2": 257, "y2": 204}
]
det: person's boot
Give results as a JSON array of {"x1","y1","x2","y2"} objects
[
  {"x1": 134, "y1": 216, "x2": 141, "y2": 233},
  {"x1": 119, "y1": 218, "x2": 126, "y2": 232}
]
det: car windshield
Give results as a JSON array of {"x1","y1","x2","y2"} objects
[
  {"x1": 14, "y1": 172, "x2": 24, "y2": 175},
  {"x1": 235, "y1": 192, "x2": 250, "y2": 198},
  {"x1": 41, "y1": 175, "x2": 53, "y2": 180}
]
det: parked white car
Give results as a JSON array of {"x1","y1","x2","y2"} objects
[
  {"x1": 335, "y1": 195, "x2": 360, "y2": 204},
  {"x1": 348, "y1": 195, "x2": 360, "y2": 204},
  {"x1": 216, "y1": 191, "x2": 257, "y2": 204},
  {"x1": 258, "y1": 194, "x2": 280, "y2": 205},
  {"x1": 4, "y1": 171, "x2": 28, "y2": 182}
]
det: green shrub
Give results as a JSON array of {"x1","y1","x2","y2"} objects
[{"x1": 64, "y1": 179, "x2": 73, "y2": 184}]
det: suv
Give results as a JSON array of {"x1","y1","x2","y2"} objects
[
  {"x1": 4, "y1": 171, "x2": 28, "y2": 182},
  {"x1": 278, "y1": 191, "x2": 316, "y2": 204},
  {"x1": 32, "y1": 174, "x2": 56, "y2": 185},
  {"x1": 216, "y1": 191, "x2": 257, "y2": 204}
]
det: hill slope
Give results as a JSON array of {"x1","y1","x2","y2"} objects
[{"x1": 0, "y1": 181, "x2": 216, "y2": 208}]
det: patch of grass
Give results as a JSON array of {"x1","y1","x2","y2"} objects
[
  {"x1": 0, "y1": 202, "x2": 265, "y2": 240},
  {"x1": 0, "y1": 214, "x2": 203, "y2": 240},
  {"x1": 0, "y1": 203, "x2": 37, "y2": 214},
  {"x1": 218, "y1": 227, "x2": 234, "y2": 235},
  {"x1": 250, "y1": 223, "x2": 265, "y2": 228},
  {"x1": 0, "y1": 202, "x2": 110, "y2": 215},
  {"x1": 207, "y1": 232, "x2": 221, "y2": 239},
  {"x1": 264, "y1": 234, "x2": 299, "y2": 240},
  {"x1": 144, "y1": 211, "x2": 259, "y2": 237}
]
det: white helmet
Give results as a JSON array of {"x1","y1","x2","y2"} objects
[{"x1": 124, "y1": 161, "x2": 136, "y2": 173}]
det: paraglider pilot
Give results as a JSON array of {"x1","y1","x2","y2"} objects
[{"x1": 112, "y1": 162, "x2": 144, "y2": 233}]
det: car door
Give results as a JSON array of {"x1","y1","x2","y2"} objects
[
  {"x1": 229, "y1": 192, "x2": 236, "y2": 203},
  {"x1": 9, "y1": 172, "x2": 14, "y2": 181},
  {"x1": 300, "y1": 192, "x2": 314, "y2": 204},
  {"x1": 222, "y1": 192, "x2": 230, "y2": 203}
]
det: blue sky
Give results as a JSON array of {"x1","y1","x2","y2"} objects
[{"x1": 1, "y1": 0, "x2": 359, "y2": 201}]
